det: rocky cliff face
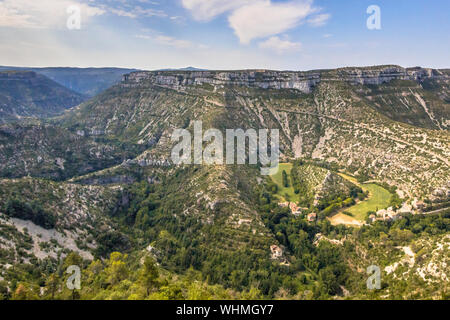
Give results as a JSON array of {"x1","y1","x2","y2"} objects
[
  {"x1": 122, "y1": 66, "x2": 449, "y2": 94},
  {"x1": 63, "y1": 68, "x2": 450, "y2": 199}
]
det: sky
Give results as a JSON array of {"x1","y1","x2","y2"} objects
[{"x1": 0, "y1": 0, "x2": 449, "y2": 71}]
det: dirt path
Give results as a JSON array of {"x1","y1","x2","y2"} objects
[
  {"x1": 420, "y1": 207, "x2": 450, "y2": 215},
  {"x1": 328, "y1": 213, "x2": 364, "y2": 227}
]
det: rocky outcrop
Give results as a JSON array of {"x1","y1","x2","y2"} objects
[
  {"x1": 121, "y1": 66, "x2": 449, "y2": 94},
  {"x1": 75, "y1": 175, "x2": 136, "y2": 186}
]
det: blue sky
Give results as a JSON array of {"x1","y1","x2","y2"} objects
[{"x1": 0, "y1": 0, "x2": 449, "y2": 70}]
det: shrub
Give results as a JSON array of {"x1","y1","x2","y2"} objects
[{"x1": 4, "y1": 198, "x2": 56, "y2": 229}]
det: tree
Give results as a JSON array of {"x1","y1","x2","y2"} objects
[
  {"x1": 318, "y1": 267, "x2": 339, "y2": 296},
  {"x1": 282, "y1": 170, "x2": 289, "y2": 188},
  {"x1": 0, "y1": 281, "x2": 9, "y2": 300},
  {"x1": 140, "y1": 256, "x2": 160, "y2": 295},
  {"x1": 105, "y1": 252, "x2": 129, "y2": 285},
  {"x1": 12, "y1": 283, "x2": 37, "y2": 300},
  {"x1": 13, "y1": 284, "x2": 29, "y2": 300},
  {"x1": 241, "y1": 286, "x2": 262, "y2": 300},
  {"x1": 63, "y1": 252, "x2": 83, "y2": 270},
  {"x1": 45, "y1": 274, "x2": 60, "y2": 299}
]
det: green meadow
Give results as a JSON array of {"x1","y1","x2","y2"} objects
[
  {"x1": 338, "y1": 173, "x2": 392, "y2": 221},
  {"x1": 345, "y1": 183, "x2": 392, "y2": 220},
  {"x1": 269, "y1": 163, "x2": 297, "y2": 202}
]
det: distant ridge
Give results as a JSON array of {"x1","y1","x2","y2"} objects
[
  {"x1": 155, "y1": 66, "x2": 208, "y2": 71},
  {"x1": 0, "y1": 66, "x2": 139, "y2": 97},
  {"x1": 122, "y1": 65, "x2": 449, "y2": 130},
  {"x1": 0, "y1": 70, "x2": 85, "y2": 123}
]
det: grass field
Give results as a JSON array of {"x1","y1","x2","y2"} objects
[
  {"x1": 269, "y1": 163, "x2": 297, "y2": 202},
  {"x1": 338, "y1": 173, "x2": 392, "y2": 221},
  {"x1": 345, "y1": 184, "x2": 392, "y2": 220},
  {"x1": 270, "y1": 167, "x2": 392, "y2": 223}
]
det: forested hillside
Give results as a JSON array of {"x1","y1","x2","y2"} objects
[{"x1": 0, "y1": 66, "x2": 448, "y2": 300}]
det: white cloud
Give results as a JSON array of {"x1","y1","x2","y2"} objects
[
  {"x1": 181, "y1": 0, "x2": 257, "y2": 21},
  {"x1": 0, "y1": 0, "x2": 104, "y2": 29},
  {"x1": 154, "y1": 35, "x2": 193, "y2": 48},
  {"x1": 109, "y1": 6, "x2": 167, "y2": 19},
  {"x1": 259, "y1": 36, "x2": 301, "y2": 54},
  {"x1": 135, "y1": 33, "x2": 198, "y2": 49},
  {"x1": 229, "y1": 0, "x2": 316, "y2": 44},
  {"x1": 182, "y1": 0, "x2": 325, "y2": 44},
  {"x1": 0, "y1": 4, "x2": 34, "y2": 28},
  {"x1": 0, "y1": 0, "x2": 168, "y2": 28},
  {"x1": 110, "y1": 8, "x2": 138, "y2": 18},
  {"x1": 307, "y1": 13, "x2": 330, "y2": 27}
]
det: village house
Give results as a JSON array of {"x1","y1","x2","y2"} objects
[
  {"x1": 278, "y1": 202, "x2": 303, "y2": 216},
  {"x1": 413, "y1": 200, "x2": 426, "y2": 212},
  {"x1": 289, "y1": 202, "x2": 303, "y2": 216},
  {"x1": 398, "y1": 202, "x2": 413, "y2": 214},
  {"x1": 376, "y1": 207, "x2": 401, "y2": 221},
  {"x1": 270, "y1": 245, "x2": 283, "y2": 259},
  {"x1": 307, "y1": 212, "x2": 317, "y2": 222},
  {"x1": 313, "y1": 233, "x2": 345, "y2": 246}
]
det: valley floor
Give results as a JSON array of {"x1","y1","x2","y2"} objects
[{"x1": 329, "y1": 174, "x2": 392, "y2": 226}]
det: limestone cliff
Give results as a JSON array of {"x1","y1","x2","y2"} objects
[{"x1": 122, "y1": 65, "x2": 449, "y2": 94}]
